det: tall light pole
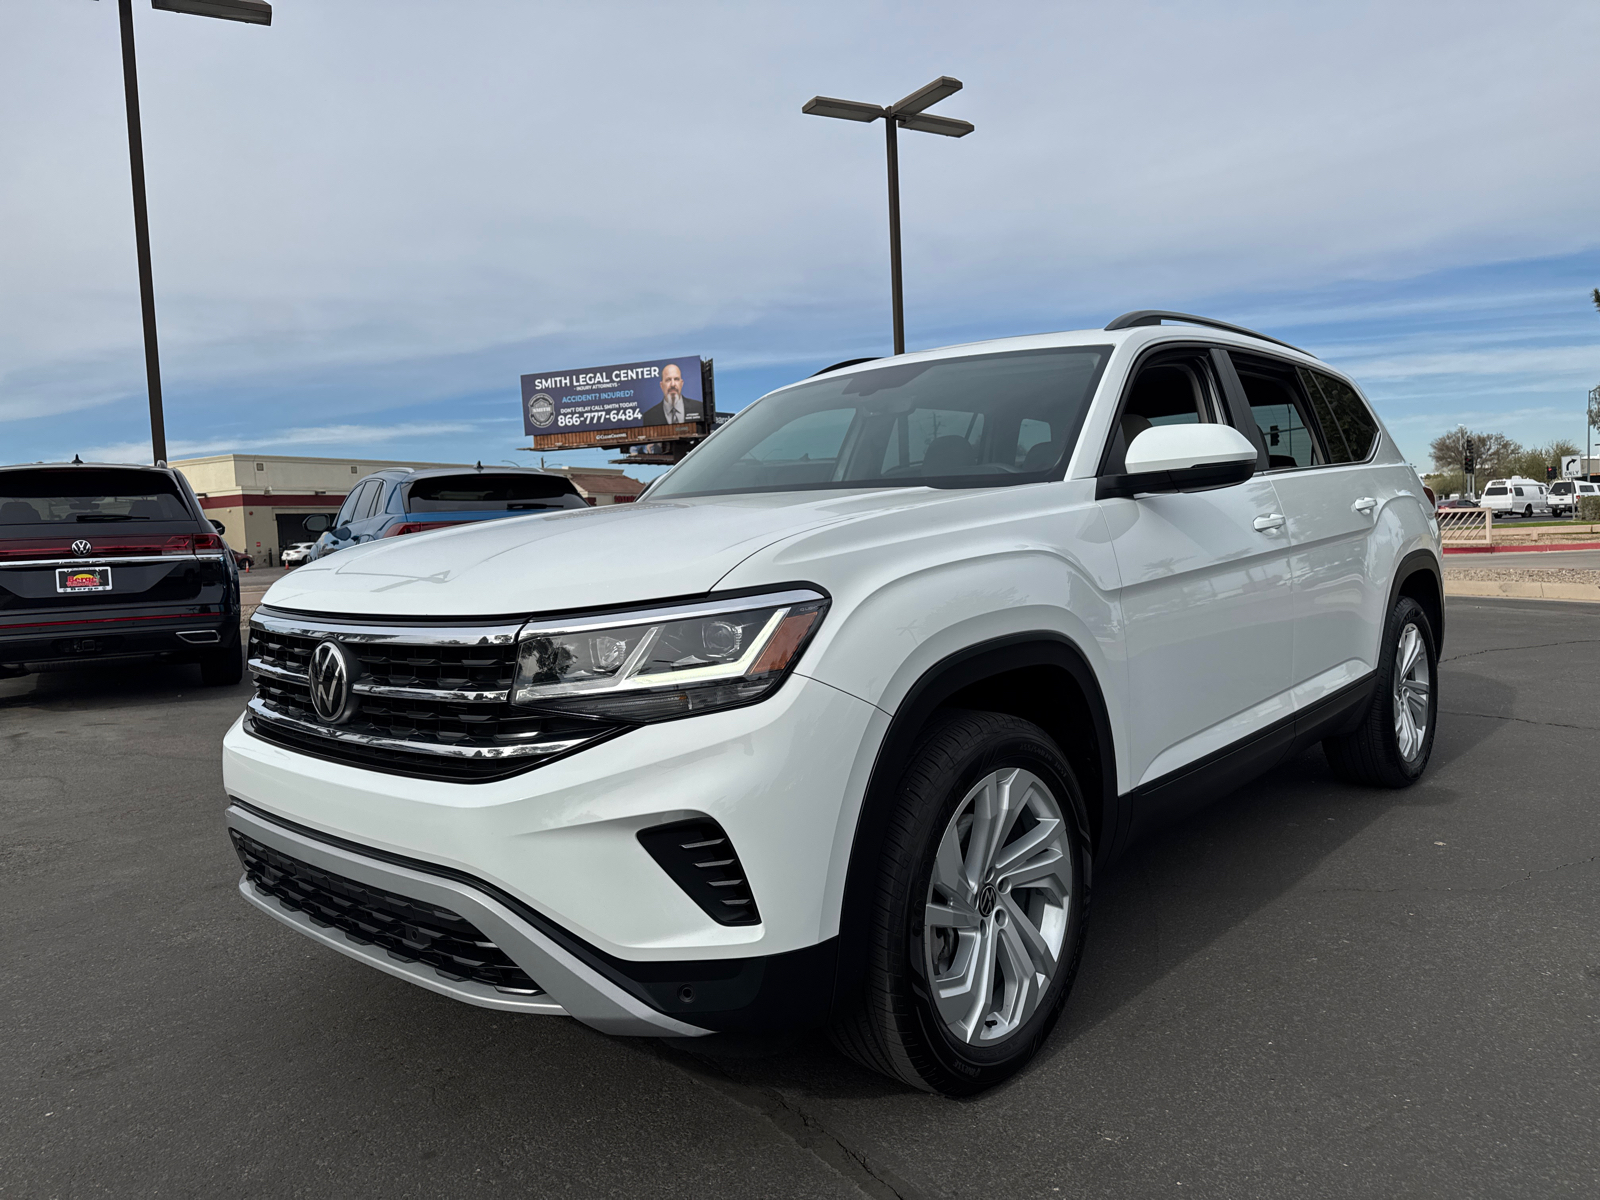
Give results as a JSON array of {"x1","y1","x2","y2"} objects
[
  {"x1": 803, "y1": 77, "x2": 972, "y2": 356},
  {"x1": 115, "y1": 0, "x2": 271, "y2": 464},
  {"x1": 1588, "y1": 383, "x2": 1599, "y2": 483}
]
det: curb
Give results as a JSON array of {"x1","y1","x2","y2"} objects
[
  {"x1": 1443, "y1": 542, "x2": 1600, "y2": 555},
  {"x1": 1445, "y1": 581, "x2": 1600, "y2": 603}
]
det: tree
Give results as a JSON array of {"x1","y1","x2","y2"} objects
[
  {"x1": 1428, "y1": 426, "x2": 1521, "y2": 479},
  {"x1": 1514, "y1": 438, "x2": 1580, "y2": 481}
]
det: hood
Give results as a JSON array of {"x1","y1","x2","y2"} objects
[{"x1": 260, "y1": 489, "x2": 943, "y2": 618}]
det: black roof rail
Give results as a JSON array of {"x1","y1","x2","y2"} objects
[
  {"x1": 1104, "y1": 310, "x2": 1313, "y2": 357},
  {"x1": 811, "y1": 357, "x2": 880, "y2": 377}
]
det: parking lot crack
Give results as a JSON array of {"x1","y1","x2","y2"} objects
[
  {"x1": 1438, "y1": 708, "x2": 1600, "y2": 732},
  {"x1": 1495, "y1": 854, "x2": 1598, "y2": 890},
  {"x1": 651, "y1": 1043, "x2": 930, "y2": 1200},
  {"x1": 1441, "y1": 636, "x2": 1600, "y2": 665}
]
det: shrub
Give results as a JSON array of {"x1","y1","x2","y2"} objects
[{"x1": 1578, "y1": 496, "x2": 1600, "y2": 522}]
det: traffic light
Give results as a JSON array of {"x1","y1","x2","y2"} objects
[{"x1": 1546, "y1": 465, "x2": 1555, "y2": 481}]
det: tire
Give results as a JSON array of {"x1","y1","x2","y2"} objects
[
  {"x1": 1323, "y1": 596, "x2": 1438, "y2": 788},
  {"x1": 830, "y1": 711, "x2": 1091, "y2": 1096},
  {"x1": 1523, "y1": 505, "x2": 1533, "y2": 519},
  {"x1": 199, "y1": 642, "x2": 244, "y2": 687}
]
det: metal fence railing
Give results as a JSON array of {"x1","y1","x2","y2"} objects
[{"x1": 1437, "y1": 506, "x2": 1492, "y2": 546}]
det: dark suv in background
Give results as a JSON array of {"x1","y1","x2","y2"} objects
[
  {"x1": 309, "y1": 465, "x2": 588, "y2": 558},
  {"x1": 0, "y1": 462, "x2": 242, "y2": 685}
]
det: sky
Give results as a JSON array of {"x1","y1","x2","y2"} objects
[{"x1": 3, "y1": 0, "x2": 1598, "y2": 479}]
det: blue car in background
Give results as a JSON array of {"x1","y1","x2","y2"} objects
[{"x1": 308, "y1": 466, "x2": 588, "y2": 558}]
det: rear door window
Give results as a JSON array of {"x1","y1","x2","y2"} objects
[
  {"x1": 1231, "y1": 358, "x2": 1324, "y2": 470},
  {"x1": 0, "y1": 468, "x2": 192, "y2": 525},
  {"x1": 337, "y1": 481, "x2": 377, "y2": 527}
]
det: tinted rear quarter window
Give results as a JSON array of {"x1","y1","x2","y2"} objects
[
  {"x1": 1300, "y1": 369, "x2": 1378, "y2": 463},
  {"x1": 0, "y1": 468, "x2": 191, "y2": 525}
]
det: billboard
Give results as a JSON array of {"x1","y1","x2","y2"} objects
[{"x1": 521, "y1": 356, "x2": 709, "y2": 448}]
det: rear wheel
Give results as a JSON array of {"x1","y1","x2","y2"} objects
[
  {"x1": 1324, "y1": 596, "x2": 1437, "y2": 787},
  {"x1": 831, "y1": 711, "x2": 1090, "y2": 1096},
  {"x1": 199, "y1": 642, "x2": 244, "y2": 686}
]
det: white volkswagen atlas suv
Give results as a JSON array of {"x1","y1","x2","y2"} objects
[{"x1": 224, "y1": 311, "x2": 1443, "y2": 1095}]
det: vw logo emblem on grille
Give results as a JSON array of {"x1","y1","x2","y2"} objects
[
  {"x1": 71, "y1": 539, "x2": 93, "y2": 556},
  {"x1": 308, "y1": 639, "x2": 360, "y2": 725}
]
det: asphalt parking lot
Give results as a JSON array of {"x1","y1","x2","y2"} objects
[{"x1": 3, "y1": 597, "x2": 1597, "y2": 1199}]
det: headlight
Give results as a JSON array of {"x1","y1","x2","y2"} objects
[{"x1": 512, "y1": 588, "x2": 828, "y2": 721}]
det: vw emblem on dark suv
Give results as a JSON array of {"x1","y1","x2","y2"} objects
[
  {"x1": 71, "y1": 539, "x2": 93, "y2": 556},
  {"x1": 308, "y1": 640, "x2": 360, "y2": 725}
]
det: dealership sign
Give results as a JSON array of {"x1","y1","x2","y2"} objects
[{"x1": 521, "y1": 356, "x2": 708, "y2": 438}]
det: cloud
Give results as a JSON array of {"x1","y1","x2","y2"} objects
[
  {"x1": 75, "y1": 421, "x2": 489, "y2": 464},
  {"x1": 3, "y1": 0, "x2": 1598, "y2": 469}
]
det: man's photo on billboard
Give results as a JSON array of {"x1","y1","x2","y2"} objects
[{"x1": 641, "y1": 362, "x2": 703, "y2": 427}]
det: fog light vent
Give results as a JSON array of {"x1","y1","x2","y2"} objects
[{"x1": 637, "y1": 818, "x2": 761, "y2": 927}]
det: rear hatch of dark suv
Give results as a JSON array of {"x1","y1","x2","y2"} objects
[{"x1": 0, "y1": 465, "x2": 238, "y2": 666}]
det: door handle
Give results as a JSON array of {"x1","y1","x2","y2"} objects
[
  {"x1": 1352, "y1": 497, "x2": 1377, "y2": 514},
  {"x1": 1252, "y1": 513, "x2": 1285, "y2": 532}
]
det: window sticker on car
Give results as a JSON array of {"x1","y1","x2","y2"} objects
[{"x1": 57, "y1": 566, "x2": 112, "y2": 593}]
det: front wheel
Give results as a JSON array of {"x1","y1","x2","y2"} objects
[
  {"x1": 831, "y1": 711, "x2": 1090, "y2": 1096},
  {"x1": 1524, "y1": 505, "x2": 1533, "y2": 518},
  {"x1": 199, "y1": 642, "x2": 244, "y2": 686},
  {"x1": 1324, "y1": 596, "x2": 1438, "y2": 787}
]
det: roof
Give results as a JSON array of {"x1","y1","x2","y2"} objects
[
  {"x1": 765, "y1": 319, "x2": 1331, "y2": 407},
  {"x1": 564, "y1": 471, "x2": 646, "y2": 497},
  {"x1": 0, "y1": 460, "x2": 174, "y2": 474}
]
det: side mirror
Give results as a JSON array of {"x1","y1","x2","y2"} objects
[
  {"x1": 1098, "y1": 424, "x2": 1258, "y2": 499},
  {"x1": 303, "y1": 514, "x2": 332, "y2": 533},
  {"x1": 333, "y1": 526, "x2": 351, "y2": 541},
  {"x1": 209, "y1": 519, "x2": 226, "y2": 535}
]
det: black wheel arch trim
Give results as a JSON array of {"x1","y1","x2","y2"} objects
[
  {"x1": 1389, "y1": 548, "x2": 1445, "y2": 654},
  {"x1": 833, "y1": 632, "x2": 1121, "y2": 1016}
]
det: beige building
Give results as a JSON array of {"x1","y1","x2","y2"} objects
[
  {"x1": 173, "y1": 454, "x2": 465, "y2": 565},
  {"x1": 172, "y1": 454, "x2": 646, "y2": 565}
]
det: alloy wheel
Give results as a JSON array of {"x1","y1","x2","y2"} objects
[
  {"x1": 922, "y1": 767, "x2": 1073, "y2": 1045},
  {"x1": 1392, "y1": 622, "x2": 1431, "y2": 762}
]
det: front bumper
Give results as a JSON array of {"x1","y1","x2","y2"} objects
[
  {"x1": 223, "y1": 673, "x2": 888, "y2": 1030},
  {"x1": 227, "y1": 801, "x2": 707, "y2": 1034}
]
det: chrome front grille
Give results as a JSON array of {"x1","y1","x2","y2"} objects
[{"x1": 244, "y1": 608, "x2": 619, "y2": 782}]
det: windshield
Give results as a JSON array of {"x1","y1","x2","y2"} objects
[
  {"x1": 650, "y1": 347, "x2": 1110, "y2": 500},
  {"x1": 0, "y1": 468, "x2": 191, "y2": 525},
  {"x1": 404, "y1": 473, "x2": 586, "y2": 512}
]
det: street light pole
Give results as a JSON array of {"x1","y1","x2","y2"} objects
[
  {"x1": 111, "y1": 0, "x2": 271, "y2": 465},
  {"x1": 804, "y1": 77, "x2": 972, "y2": 357},
  {"x1": 117, "y1": 0, "x2": 167, "y2": 464},
  {"x1": 883, "y1": 115, "x2": 904, "y2": 355}
]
